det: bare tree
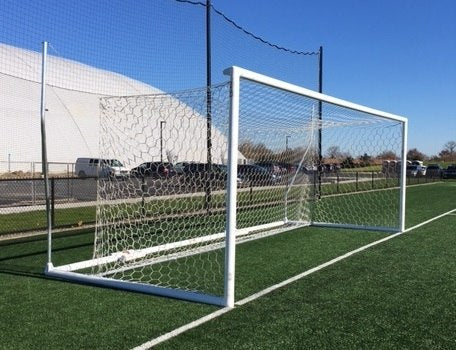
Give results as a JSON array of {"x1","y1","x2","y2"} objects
[
  {"x1": 407, "y1": 148, "x2": 426, "y2": 161},
  {"x1": 239, "y1": 141, "x2": 274, "y2": 162},
  {"x1": 377, "y1": 150, "x2": 397, "y2": 160},
  {"x1": 326, "y1": 145, "x2": 342, "y2": 159},
  {"x1": 444, "y1": 141, "x2": 456, "y2": 154},
  {"x1": 439, "y1": 141, "x2": 456, "y2": 161}
]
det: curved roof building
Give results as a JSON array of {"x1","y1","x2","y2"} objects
[{"x1": 0, "y1": 43, "x2": 233, "y2": 173}]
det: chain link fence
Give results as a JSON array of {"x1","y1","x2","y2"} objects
[
  {"x1": 0, "y1": 170, "x2": 444, "y2": 237},
  {"x1": 0, "y1": 177, "x2": 96, "y2": 236}
]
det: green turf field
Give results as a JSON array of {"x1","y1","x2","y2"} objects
[{"x1": 0, "y1": 182, "x2": 455, "y2": 349}]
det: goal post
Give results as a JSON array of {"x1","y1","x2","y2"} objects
[{"x1": 45, "y1": 66, "x2": 407, "y2": 307}]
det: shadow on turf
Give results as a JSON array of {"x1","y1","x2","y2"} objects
[
  {"x1": 0, "y1": 263, "x2": 45, "y2": 278},
  {"x1": 0, "y1": 230, "x2": 93, "y2": 278}
]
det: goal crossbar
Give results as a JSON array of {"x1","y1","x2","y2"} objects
[{"x1": 223, "y1": 66, "x2": 408, "y2": 123}]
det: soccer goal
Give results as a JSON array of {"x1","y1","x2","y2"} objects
[{"x1": 45, "y1": 66, "x2": 407, "y2": 308}]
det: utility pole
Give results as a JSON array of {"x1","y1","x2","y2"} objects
[
  {"x1": 160, "y1": 121, "x2": 166, "y2": 162},
  {"x1": 318, "y1": 46, "x2": 323, "y2": 199},
  {"x1": 205, "y1": 0, "x2": 212, "y2": 212}
]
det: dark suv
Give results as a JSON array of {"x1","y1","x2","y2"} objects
[
  {"x1": 130, "y1": 162, "x2": 176, "y2": 178},
  {"x1": 237, "y1": 164, "x2": 277, "y2": 186},
  {"x1": 426, "y1": 164, "x2": 442, "y2": 178},
  {"x1": 181, "y1": 163, "x2": 227, "y2": 187},
  {"x1": 443, "y1": 165, "x2": 456, "y2": 179}
]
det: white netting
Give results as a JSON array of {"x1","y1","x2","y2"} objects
[
  {"x1": 58, "y1": 75, "x2": 403, "y2": 303},
  {"x1": 237, "y1": 77, "x2": 403, "y2": 230},
  {"x1": 92, "y1": 84, "x2": 232, "y2": 296}
]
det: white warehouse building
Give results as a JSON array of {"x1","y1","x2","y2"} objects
[{"x1": 0, "y1": 43, "x2": 235, "y2": 174}]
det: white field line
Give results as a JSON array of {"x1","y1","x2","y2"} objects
[
  {"x1": 131, "y1": 207, "x2": 456, "y2": 350},
  {"x1": 129, "y1": 307, "x2": 233, "y2": 350}
]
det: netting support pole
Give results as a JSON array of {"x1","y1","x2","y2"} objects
[
  {"x1": 317, "y1": 46, "x2": 323, "y2": 199},
  {"x1": 40, "y1": 41, "x2": 52, "y2": 265},
  {"x1": 223, "y1": 67, "x2": 240, "y2": 308},
  {"x1": 399, "y1": 119, "x2": 408, "y2": 232},
  {"x1": 205, "y1": 0, "x2": 213, "y2": 212}
]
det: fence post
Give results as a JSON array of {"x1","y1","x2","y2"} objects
[
  {"x1": 371, "y1": 171, "x2": 374, "y2": 189},
  {"x1": 249, "y1": 182, "x2": 253, "y2": 204},
  {"x1": 67, "y1": 176, "x2": 70, "y2": 202},
  {"x1": 51, "y1": 177, "x2": 55, "y2": 229},
  {"x1": 31, "y1": 177, "x2": 36, "y2": 204},
  {"x1": 356, "y1": 171, "x2": 359, "y2": 191},
  {"x1": 141, "y1": 175, "x2": 146, "y2": 216},
  {"x1": 313, "y1": 170, "x2": 318, "y2": 199},
  {"x1": 336, "y1": 172, "x2": 340, "y2": 193}
]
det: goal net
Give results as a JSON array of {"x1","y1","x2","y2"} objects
[{"x1": 46, "y1": 67, "x2": 407, "y2": 307}]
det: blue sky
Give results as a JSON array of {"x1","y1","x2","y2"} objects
[
  {"x1": 1, "y1": 0, "x2": 454, "y2": 156},
  {"x1": 212, "y1": 0, "x2": 456, "y2": 156}
]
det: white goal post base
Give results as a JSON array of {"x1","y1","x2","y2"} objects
[
  {"x1": 312, "y1": 222, "x2": 399, "y2": 233},
  {"x1": 45, "y1": 262, "x2": 226, "y2": 306}
]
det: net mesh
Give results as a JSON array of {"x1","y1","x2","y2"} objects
[
  {"x1": 237, "y1": 77, "x2": 403, "y2": 230},
  {"x1": 94, "y1": 83, "x2": 230, "y2": 295},
  {"x1": 89, "y1": 77, "x2": 402, "y2": 299}
]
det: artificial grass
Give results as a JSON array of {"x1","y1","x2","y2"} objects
[
  {"x1": 0, "y1": 182, "x2": 454, "y2": 349},
  {"x1": 156, "y1": 215, "x2": 456, "y2": 349}
]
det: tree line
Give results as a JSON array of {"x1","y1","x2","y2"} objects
[{"x1": 239, "y1": 140, "x2": 456, "y2": 167}]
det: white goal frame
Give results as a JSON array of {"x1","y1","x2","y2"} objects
[
  {"x1": 222, "y1": 66, "x2": 407, "y2": 307},
  {"x1": 45, "y1": 65, "x2": 407, "y2": 308}
]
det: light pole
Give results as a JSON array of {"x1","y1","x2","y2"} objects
[
  {"x1": 285, "y1": 135, "x2": 291, "y2": 151},
  {"x1": 205, "y1": 0, "x2": 213, "y2": 212},
  {"x1": 160, "y1": 121, "x2": 166, "y2": 163}
]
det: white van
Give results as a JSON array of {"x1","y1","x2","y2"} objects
[{"x1": 75, "y1": 158, "x2": 129, "y2": 178}]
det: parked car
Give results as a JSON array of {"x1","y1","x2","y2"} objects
[
  {"x1": 443, "y1": 165, "x2": 456, "y2": 179},
  {"x1": 130, "y1": 162, "x2": 176, "y2": 178},
  {"x1": 406, "y1": 164, "x2": 427, "y2": 177},
  {"x1": 174, "y1": 162, "x2": 190, "y2": 175},
  {"x1": 75, "y1": 158, "x2": 129, "y2": 178},
  {"x1": 409, "y1": 160, "x2": 426, "y2": 175},
  {"x1": 180, "y1": 163, "x2": 227, "y2": 187},
  {"x1": 255, "y1": 162, "x2": 285, "y2": 175},
  {"x1": 418, "y1": 165, "x2": 427, "y2": 176},
  {"x1": 406, "y1": 165, "x2": 419, "y2": 177},
  {"x1": 411, "y1": 160, "x2": 424, "y2": 167},
  {"x1": 426, "y1": 164, "x2": 442, "y2": 178},
  {"x1": 382, "y1": 160, "x2": 398, "y2": 174},
  {"x1": 237, "y1": 164, "x2": 277, "y2": 186}
]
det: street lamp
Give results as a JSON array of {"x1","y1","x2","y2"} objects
[
  {"x1": 285, "y1": 135, "x2": 291, "y2": 151},
  {"x1": 160, "y1": 121, "x2": 166, "y2": 163}
]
